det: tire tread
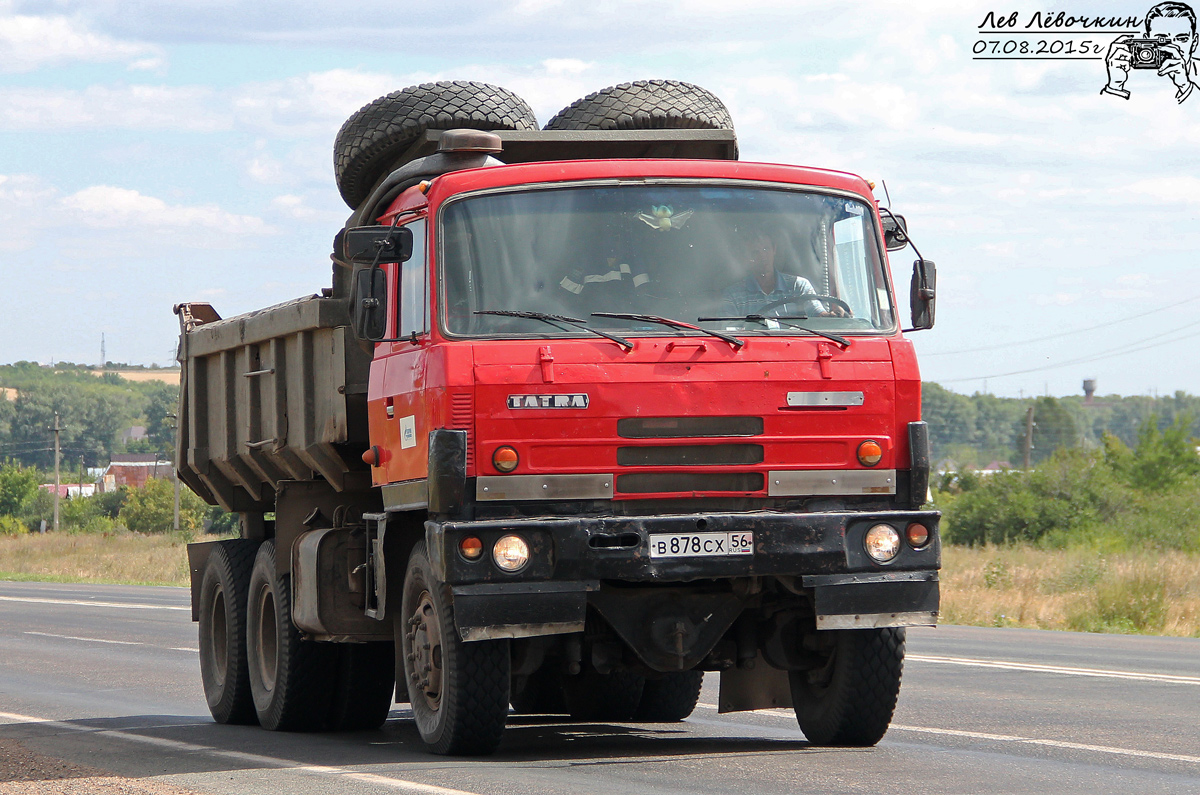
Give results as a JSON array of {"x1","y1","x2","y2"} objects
[{"x1": 334, "y1": 81, "x2": 538, "y2": 208}]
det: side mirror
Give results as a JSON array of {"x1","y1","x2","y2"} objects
[
  {"x1": 909, "y1": 259, "x2": 936, "y2": 330},
  {"x1": 881, "y1": 214, "x2": 908, "y2": 251},
  {"x1": 353, "y1": 268, "x2": 388, "y2": 341},
  {"x1": 342, "y1": 226, "x2": 413, "y2": 264}
]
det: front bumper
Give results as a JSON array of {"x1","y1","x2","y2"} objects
[{"x1": 425, "y1": 509, "x2": 940, "y2": 641}]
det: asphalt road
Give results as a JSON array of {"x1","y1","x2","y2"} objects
[{"x1": 2, "y1": 579, "x2": 1199, "y2": 794}]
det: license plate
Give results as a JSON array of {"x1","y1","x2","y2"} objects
[{"x1": 649, "y1": 531, "x2": 754, "y2": 558}]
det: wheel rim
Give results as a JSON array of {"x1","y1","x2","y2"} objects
[
  {"x1": 254, "y1": 581, "x2": 278, "y2": 692},
  {"x1": 406, "y1": 590, "x2": 443, "y2": 712},
  {"x1": 207, "y1": 587, "x2": 228, "y2": 683}
]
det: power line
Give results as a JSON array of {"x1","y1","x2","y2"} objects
[
  {"x1": 922, "y1": 291, "x2": 1200, "y2": 357},
  {"x1": 939, "y1": 325, "x2": 1200, "y2": 383}
]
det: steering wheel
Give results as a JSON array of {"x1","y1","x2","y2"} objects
[{"x1": 757, "y1": 294, "x2": 853, "y2": 317}]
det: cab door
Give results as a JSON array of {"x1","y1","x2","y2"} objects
[{"x1": 370, "y1": 218, "x2": 430, "y2": 484}]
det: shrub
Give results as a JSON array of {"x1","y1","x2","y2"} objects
[
  {"x1": 0, "y1": 515, "x2": 28, "y2": 536},
  {"x1": 207, "y1": 506, "x2": 239, "y2": 535},
  {"x1": 943, "y1": 448, "x2": 1127, "y2": 546},
  {"x1": 118, "y1": 478, "x2": 208, "y2": 535},
  {"x1": 0, "y1": 462, "x2": 39, "y2": 517}
]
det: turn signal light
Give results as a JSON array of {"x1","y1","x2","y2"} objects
[
  {"x1": 906, "y1": 523, "x2": 930, "y2": 548},
  {"x1": 857, "y1": 440, "x2": 883, "y2": 467},
  {"x1": 459, "y1": 536, "x2": 484, "y2": 560},
  {"x1": 492, "y1": 445, "x2": 519, "y2": 473}
]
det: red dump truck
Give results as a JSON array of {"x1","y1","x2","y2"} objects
[{"x1": 177, "y1": 79, "x2": 939, "y2": 755}]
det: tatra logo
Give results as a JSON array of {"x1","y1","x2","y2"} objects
[{"x1": 507, "y1": 394, "x2": 589, "y2": 409}]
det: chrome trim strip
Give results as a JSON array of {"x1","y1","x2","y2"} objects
[
  {"x1": 816, "y1": 611, "x2": 938, "y2": 630},
  {"x1": 786, "y1": 391, "x2": 864, "y2": 407},
  {"x1": 382, "y1": 479, "x2": 427, "y2": 511},
  {"x1": 767, "y1": 469, "x2": 896, "y2": 496},
  {"x1": 477, "y1": 473, "x2": 614, "y2": 501}
]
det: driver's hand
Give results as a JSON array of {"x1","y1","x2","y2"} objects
[{"x1": 820, "y1": 306, "x2": 850, "y2": 318}]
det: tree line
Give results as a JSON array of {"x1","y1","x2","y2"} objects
[
  {"x1": 0, "y1": 362, "x2": 176, "y2": 470},
  {"x1": 922, "y1": 382, "x2": 1200, "y2": 469}
]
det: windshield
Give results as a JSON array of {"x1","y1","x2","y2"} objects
[{"x1": 439, "y1": 183, "x2": 895, "y2": 339}]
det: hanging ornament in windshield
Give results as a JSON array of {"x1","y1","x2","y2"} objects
[{"x1": 637, "y1": 205, "x2": 694, "y2": 231}]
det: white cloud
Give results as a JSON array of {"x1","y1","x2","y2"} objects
[
  {"x1": 1123, "y1": 176, "x2": 1200, "y2": 205},
  {"x1": 0, "y1": 84, "x2": 226, "y2": 131},
  {"x1": 0, "y1": 11, "x2": 160, "y2": 73},
  {"x1": 0, "y1": 173, "x2": 56, "y2": 250},
  {"x1": 61, "y1": 186, "x2": 273, "y2": 236}
]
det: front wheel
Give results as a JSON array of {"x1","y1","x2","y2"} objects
[
  {"x1": 790, "y1": 628, "x2": 905, "y2": 746},
  {"x1": 400, "y1": 541, "x2": 510, "y2": 755}
]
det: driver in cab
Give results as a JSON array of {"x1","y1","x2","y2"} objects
[{"x1": 721, "y1": 226, "x2": 847, "y2": 318}]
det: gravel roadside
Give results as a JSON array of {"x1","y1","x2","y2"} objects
[{"x1": 0, "y1": 739, "x2": 203, "y2": 795}]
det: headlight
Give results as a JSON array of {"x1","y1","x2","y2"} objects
[
  {"x1": 493, "y1": 534, "x2": 530, "y2": 572},
  {"x1": 864, "y1": 524, "x2": 900, "y2": 563}
]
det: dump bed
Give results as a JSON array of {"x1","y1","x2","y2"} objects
[{"x1": 174, "y1": 296, "x2": 372, "y2": 512}]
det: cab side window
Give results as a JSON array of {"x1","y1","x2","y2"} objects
[{"x1": 398, "y1": 219, "x2": 428, "y2": 338}]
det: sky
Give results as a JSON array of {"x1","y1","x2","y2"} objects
[{"x1": 1, "y1": 0, "x2": 1198, "y2": 398}]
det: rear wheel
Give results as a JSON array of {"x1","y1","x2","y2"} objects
[
  {"x1": 790, "y1": 628, "x2": 905, "y2": 746},
  {"x1": 246, "y1": 540, "x2": 336, "y2": 731},
  {"x1": 510, "y1": 667, "x2": 567, "y2": 716},
  {"x1": 562, "y1": 668, "x2": 645, "y2": 722},
  {"x1": 401, "y1": 542, "x2": 510, "y2": 755},
  {"x1": 198, "y1": 541, "x2": 259, "y2": 725},
  {"x1": 327, "y1": 642, "x2": 395, "y2": 731},
  {"x1": 635, "y1": 671, "x2": 704, "y2": 722}
]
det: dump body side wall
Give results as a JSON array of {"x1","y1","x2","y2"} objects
[{"x1": 176, "y1": 295, "x2": 373, "y2": 512}]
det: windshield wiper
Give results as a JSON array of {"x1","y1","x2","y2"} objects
[
  {"x1": 697, "y1": 314, "x2": 851, "y2": 348},
  {"x1": 591, "y1": 312, "x2": 744, "y2": 349},
  {"x1": 474, "y1": 310, "x2": 633, "y2": 350}
]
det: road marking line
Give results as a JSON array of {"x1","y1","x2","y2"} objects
[
  {"x1": 694, "y1": 704, "x2": 1200, "y2": 765},
  {"x1": 907, "y1": 654, "x2": 1200, "y2": 685},
  {"x1": 26, "y1": 632, "x2": 141, "y2": 646},
  {"x1": 169, "y1": 647, "x2": 199, "y2": 653},
  {"x1": 0, "y1": 596, "x2": 189, "y2": 612},
  {"x1": 0, "y1": 710, "x2": 482, "y2": 795}
]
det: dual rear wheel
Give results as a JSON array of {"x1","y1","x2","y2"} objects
[{"x1": 197, "y1": 540, "x2": 394, "y2": 733}]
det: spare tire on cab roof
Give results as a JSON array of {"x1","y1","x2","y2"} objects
[
  {"x1": 333, "y1": 81, "x2": 538, "y2": 210},
  {"x1": 544, "y1": 79, "x2": 736, "y2": 140}
]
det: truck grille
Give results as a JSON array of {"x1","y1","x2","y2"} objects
[
  {"x1": 617, "y1": 416, "x2": 763, "y2": 438},
  {"x1": 616, "y1": 444, "x2": 764, "y2": 466},
  {"x1": 616, "y1": 472, "x2": 764, "y2": 494}
]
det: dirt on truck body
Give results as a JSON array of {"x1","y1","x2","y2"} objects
[{"x1": 177, "y1": 79, "x2": 941, "y2": 755}]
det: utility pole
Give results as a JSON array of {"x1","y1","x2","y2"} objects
[
  {"x1": 52, "y1": 412, "x2": 61, "y2": 532},
  {"x1": 1022, "y1": 405, "x2": 1035, "y2": 470},
  {"x1": 79, "y1": 455, "x2": 84, "y2": 497}
]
